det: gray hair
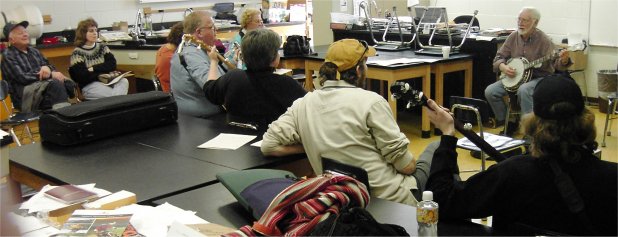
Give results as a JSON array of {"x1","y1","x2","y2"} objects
[
  {"x1": 521, "y1": 7, "x2": 541, "y2": 23},
  {"x1": 183, "y1": 11, "x2": 213, "y2": 34},
  {"x1": 241, "y1": 28, "x2": 282, "y2": 70}
]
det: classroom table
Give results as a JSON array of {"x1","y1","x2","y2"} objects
[
  {"x1": 280, "y1": 46, "x2": 473, "y2": 138},
  {"x1": 153, "y1": 182, "x2": 497, "y2": 235},
  {"x1": 8, "y1": 140, "x2": 234, "y2": 204},
  {"x1": 8, "y1": 114, "x2": 308, "y2": 204}
]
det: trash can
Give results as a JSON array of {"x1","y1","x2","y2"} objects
[{"x1": 597, "y1": 70, "x2": 618, "y2": 113}]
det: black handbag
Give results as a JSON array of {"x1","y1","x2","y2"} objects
[
  {"x1": 283, "y1": 35, "x2": 311, "y2": 56},
  {"x1": 309, "y1": 206, "x2": 409, "y2": 236}
]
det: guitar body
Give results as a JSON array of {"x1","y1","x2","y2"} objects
[{"x1": 500, "y1": 57, "x2": 533, "y2": 92}]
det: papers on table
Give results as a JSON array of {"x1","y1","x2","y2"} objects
[
  {"x1": 457, "y1": 133, "x2": 525, "y2": 152},
  {"x1": 117, "y1": 202, "x2": 209, "y2": 237},
  {"x1": 368, "y1": 57, "x2": 439, "y2": 66},
  {"x1": 274, "y1": 68, "x2": 293, "y2": 75},
  {"x1": 20, "y1": 183, "x2": 111, "y2": 214},
  {"x1": 197, "y1": 133, "x2": 257, "y2": 150},
  {"x1": 251, "y1": 140, "x2": 262, "y2": 147}
]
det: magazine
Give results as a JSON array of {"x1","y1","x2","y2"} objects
[{"x1": 57, "y1": 209, "x2": 133, "y2": 236}]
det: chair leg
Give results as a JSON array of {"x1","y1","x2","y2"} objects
[
  {"x1": 9, "y1": 127, "x2": 21, "y2": 146},
  {"x1": 602, "y1": 98, "x2": 617, "y2": 147},
  {"x1": 23, "y1": 124, "x2": 35, "y2": 144},
  {"x1": 504, "y1": 98, "x2": 512, "y2": 134}
]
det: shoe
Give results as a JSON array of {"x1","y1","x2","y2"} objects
[
  {"x1": 483, "y1": 118, "x2": 504, "y2": 128},
  {"x1": 499, "y1": 121, "x2": 519, "y2": 137}
]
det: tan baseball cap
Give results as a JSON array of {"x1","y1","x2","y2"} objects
[{"x1": 325, "y1": 39, "x2": 377, "y2": 72}]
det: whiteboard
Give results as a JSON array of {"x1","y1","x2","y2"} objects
[
  {"x1": 589, "y1": 0, "x2": 618, "y2": 47},
  {"x1": 139, "y1": 0, "x2": 187, "y2": 3}
]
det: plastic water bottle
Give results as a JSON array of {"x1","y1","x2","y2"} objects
[{"x1": 417, "y1": 191, "x2": 438, "y2": 236}]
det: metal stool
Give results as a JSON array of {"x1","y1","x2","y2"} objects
[{"x1": 503, "y1": 92, "x2": 520, "y2": 136}]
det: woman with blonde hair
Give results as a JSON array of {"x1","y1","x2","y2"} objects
[{"x1": 225, "y1": 8, "x2": 264, "y2": 69}]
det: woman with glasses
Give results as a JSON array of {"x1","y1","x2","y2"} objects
[
  {"x1": 226, "y1": 8, "x2": 264, "y2": 69},
  {"x1": 69, "y1": 18, "x2": 128, "y2": 100}
]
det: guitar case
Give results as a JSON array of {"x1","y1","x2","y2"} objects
[{"x1": 40, "y1": 91, "x2": 177, "y2": 146}]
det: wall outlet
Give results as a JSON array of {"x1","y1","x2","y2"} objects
[{"x1": 128, "y1": 53, "x2": 138, "y2": 59}]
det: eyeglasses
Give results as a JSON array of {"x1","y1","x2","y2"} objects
[
  {"x1": 517, "y1": 17, "x2": 533, "y2": 24},
  {"x1": 199, "y1": 25, "x2": 216, "y2": 32},
  {"x1": 355, "y1": 40, "x2": 369, "y2": 66}
]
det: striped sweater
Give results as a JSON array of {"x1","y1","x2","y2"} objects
[{"x1": 225, "y1": 174, "x2": 370, "y2": 237}]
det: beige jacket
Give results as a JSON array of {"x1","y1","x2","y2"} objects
[{"x1": 262, "y1": 80, "x2": 418, "y2": 205}]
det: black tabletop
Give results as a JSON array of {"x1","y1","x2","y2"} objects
[
  {"x1": 153, "y1": 182, "x2": 496, "y2": 235},
  {"x1": 9, "y1": 136, "x2": 234, "y2": 204},
  {"x1": 121, "y1": 113, "x2": 305, "y2": 170}
]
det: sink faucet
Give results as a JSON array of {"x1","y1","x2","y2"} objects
[
  {"x1": 133, "y1": 9, "x2": 143, "y2": 38},
  {"x1": 184, "y1": 8, "x2": 193, "y2": 18}
]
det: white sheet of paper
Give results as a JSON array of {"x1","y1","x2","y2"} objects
[
  {"x1": 368, "y1": 58, "x2": 439, "y2": 66},
  {"x1": 251, "y1": 140, "x2": 262, "y2": 147},
  {"x1": 116, "y1": 202, "x2": 208, "y2": 237},
  {"x1": 167, "y1": 221, "x2": 206, "y2": 237},
  {"x1": 0, "y1": 129, "x2": 9, "y2": 137},
  {"x1": 104, "y1": 71, "x2": 132, "y2": 86},
  {"x1": 476, "y1": 36, "x2": 495, "y2": 41},
  {"x1": 274, "y1": 68, "x2": 292, "y2": 75},
  {"x1": 197, "y1": 133, "x2": 257, "y2": 150},
  {"x1": 6, "y1": 212, "x2": 53, "y2": 235}
]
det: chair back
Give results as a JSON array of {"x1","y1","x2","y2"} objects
[
  {"x1": 152, "y1": 75, "x2": 162, "y2": 91},
  {"x1": 0, "y1": 80, "x2": 13, "y2": 117},
  {"x1": 322, "y1": 157, "x2": 370, "y2": 195},
  {"x1": 453, "y1": 15, "x2": 480, "y2": 27},
  {"x1": 0, "y1": 80, "x2": 8, "y2": 101},
  {"x1": 449, "y1": 96, "x2": 490, "y2": 124}
]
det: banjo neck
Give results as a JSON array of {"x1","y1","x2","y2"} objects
[
  {"x1": 177, "y1": 34, "x2": 237, "y2": 70},
  {"x1": 524, "y1": 53, "x2": 554, "y2": 70}
]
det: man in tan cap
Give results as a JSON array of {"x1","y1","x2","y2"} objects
[{"x1": 261, "y1": 39, "x2": 436, "y2": 206}]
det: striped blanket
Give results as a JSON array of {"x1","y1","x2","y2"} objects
[{"x1": 224, "y1": 174, "x2": 370, "y2": 237}]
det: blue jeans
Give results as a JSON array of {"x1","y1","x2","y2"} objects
[{"x1": 484, "y1": 77, "x2": 543, "y2": 122}]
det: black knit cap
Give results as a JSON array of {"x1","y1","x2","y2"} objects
[
  {"x1": 533, "y1": 74, "x2": 584, "y2": 120},
  {"x1": 3, "y1": 21, "x2": 29, "y2": 40}
]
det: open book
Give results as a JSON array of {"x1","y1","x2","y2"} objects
[{"x1": 104, "y1": 71, "x2": 132, "y2": 86}]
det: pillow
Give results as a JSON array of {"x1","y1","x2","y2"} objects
[{"x1": 216, "y1": 169, "x2": 297, "y2": 220}]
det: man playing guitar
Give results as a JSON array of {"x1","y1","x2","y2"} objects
[{"x1": 485, "y1": 7, "x2": 571, "y2": 136}]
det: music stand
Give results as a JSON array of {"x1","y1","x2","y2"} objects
[{"x1": 413, "y1": 7, "x2": 478, "y2": 56}]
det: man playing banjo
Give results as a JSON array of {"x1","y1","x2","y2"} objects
[{"x1": 484, "y1": 6, "x2": 572, "y2": 136}]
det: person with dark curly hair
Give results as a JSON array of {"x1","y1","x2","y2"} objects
[{"x1": 426, "y1": 74, "x2": 617, "y2": 235}]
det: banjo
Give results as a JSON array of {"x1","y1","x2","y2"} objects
[{"x1": 500, "y1": 54, "x2": 554, "y2": 92}]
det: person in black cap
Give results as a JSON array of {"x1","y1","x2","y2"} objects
[
  {"x1": 1, "y1": 20, "x2": 75, "y2": 112},
  {"x1": 423, "y1": 74, "x2": 617, "y2": 235}
]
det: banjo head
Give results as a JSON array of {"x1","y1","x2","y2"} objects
[{"x1": 502, "y1": 58, "x2": 529, "y2": 91}]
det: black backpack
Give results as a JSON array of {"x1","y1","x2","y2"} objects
[
  {"x1": 283, "y1": 35, "x2": 311, "y2": 56},
  {"x1": 308, "y1": 206, "x2": 409, "y2": 236}
]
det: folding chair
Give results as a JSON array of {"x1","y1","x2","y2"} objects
[
  {"x1": 0, "y1": 80, "x2": 40, "y2": 146},
  {"x1": 450, "y1": 96, "x2": 525, "y2": 172}
]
